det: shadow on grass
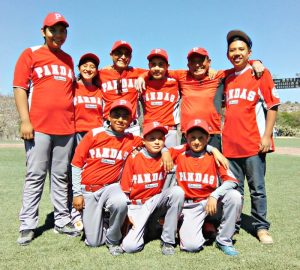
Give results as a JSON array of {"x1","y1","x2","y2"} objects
[
  {"x1": 240, "y1": 213, "x2": 257, "y2": 237},
  {"x1": 35, "y1": 211, "x2": 54, "y2": 238}
]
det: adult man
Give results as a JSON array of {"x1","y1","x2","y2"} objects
[{"x1": 222, "y1": 30, "x2": 280, "y2": 244}]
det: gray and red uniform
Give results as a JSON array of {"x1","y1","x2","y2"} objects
[
  {"x1": 120, "y1": 147, "x2": 184, "y2": 253},
  {"x1": 13, "y1": 44, "x2": 75, "y2": 231},
  {"x1": 71, "y1": 127, "x2": 142, "y2": 247},
  {"x1": 176, "y1": 148, "x2": 242, "y2": 252}
]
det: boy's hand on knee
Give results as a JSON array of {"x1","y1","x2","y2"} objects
[
  {"x1": 205, "y1": 197, "x2": 217, "y2": 216},
  {"x1": 73, "y1": 195, "x2": 85, "y2": 211}
]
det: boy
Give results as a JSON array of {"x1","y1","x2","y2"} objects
[
  {"x1": 222, "y1": 30, "x2": 280, "y2": 244},
  {"x1": 71, "y1": 100, "x2": 173, "y2": 256},
  {"x1": 141, "y1": 49, "x2": 180, "y2": 147},
  {"x1": 120, "y1": 122, "x2": 184, "y2": 255},
  {"x1": 177, "y1": 119, "x2": 242, "y2": 256},
  {"x1": 14, "y1": 12, "x2": 78, "y2": 245}
]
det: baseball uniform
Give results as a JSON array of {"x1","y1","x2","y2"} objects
[
  {"x1": 222, "y1": 66, "x2": 280, "y2": 231},
  {"x1": 71, "y1": 127, "x2": 142, "y2": 247},
  {"x1": 120, "y1": 148, "x2": 184, "y2": 253},
  {"x1": 175, "y1": 149, "x2": 242, "y2": 252},
  {"x1": 13, "y1": 45, "x2": 75, "y2": 232}
]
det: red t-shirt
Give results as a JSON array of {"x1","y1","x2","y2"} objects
[
  {"x1": 176, "y1": 150, "x2": 238, "y2": 200},
  {"x1": 71, "y1": 127, "x2": 142, "y2": 186},
  {"x1": 74, "y1": 82, "x2": 103, "y2": 132},
  {"x1": 13, "y1": 45, "x2": 75, "y2": 135},
  {"x1": 222, "y1": 66, "x2": 280, "y2": 158},
  {"x1": 170, "y1": 70, "x2": 232, "y2": 134},
  {"x1": 141, "y1": 77, "x2": 180, "y2": 127},
  {"x1": 99, "y1": 67, "x2": 146, "y2": 119}
]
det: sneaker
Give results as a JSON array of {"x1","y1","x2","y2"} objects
[
  {"x1": 74, "y1": 220, "x2": 84, "y2": 232},
  {"x1": 162, "y1": 242, "x2": 175, "y2": 256},
  {"x1": 17, "y1": 230, "x2": 34, "y2": 246},
  {"x1": 54, "y1": 222, "x2": 80, "y2": 237},
  {"x1": 106, "y1": 242, "x2": 124, "y2": 256},
  {"x1": 216, "y1": 241, "x2": 239, "y2": 256},
  {"x1": 257, "y1": 229, "x2": 273, "y2": 244}
]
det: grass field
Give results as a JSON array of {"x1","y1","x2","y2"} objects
[
  {"x1": 274, "y1": 137, "x2": 300, "y2": 148},
  {"x1": 0, "y1": 145, "x2": 299, "y2": 270}
]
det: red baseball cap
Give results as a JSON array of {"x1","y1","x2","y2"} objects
[
  {"x1": 78, "y1": 53, "x2": 100, "y2": 67},
  {"x1": 111, "y1": 40, "x2": 132, "y2": 54},
  {"x1": 143, "y1": 122, "x2": 168, "y2": 137},
  {"x1": 147, "y1": 49, "x2": 169, "y2": 63},
  {"x1": 43, "y1": 12, "x2": 69, "y2": 28},
  {"x1": 187, "y1": 47, "x2": 209, "y2": 59},
  {"x1": 110, "y1": 99, "x2": 133, "y2": 115},
  {"x1": 186, "y1": 119, "x2": 211, "y2": 134}
]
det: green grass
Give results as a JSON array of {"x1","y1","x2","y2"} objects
[
  {"x1": 0, "y1": 148, "x2": 299, "y2": 270},
  {"x1": 274, "y1": 137, "x2": 300, "y2": 148}
]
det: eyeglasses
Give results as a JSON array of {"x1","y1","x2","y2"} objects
[
  {"x1": 113, "y1": 49, "x2": 131, "y2": 58},
  {"x1": 117, "y1": 78, "x2": 122, "y2": 94}
]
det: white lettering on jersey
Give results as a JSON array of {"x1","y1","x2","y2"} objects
[
  {"x1": 74, "y1": 96, "x2": 101, "y2": 106},
  {"x1": 226, "y1": 88, "x2": 256, "y2": 103},
  {"x1": 101, "y1": 78, "x2": 137, "y2": 93},
  {"x1": 132, "y1": 172, "x2": 165, "y2": 184},
  {"x1": 179, "y1": 172, "x2": 215, "y2": 185},
  {"x1": 34, "y1": 64, "x2": 73, "y2": 80},
  {"x1": 89, "y1": 147, "x2": 128, "y2": 161},
  {"x1": 144, "y1": 92, "x2": 176, "y2": 103}
]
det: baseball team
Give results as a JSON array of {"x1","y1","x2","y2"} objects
[{"x1": 13, "y1": 12, "x2": 280, "y2": 257}]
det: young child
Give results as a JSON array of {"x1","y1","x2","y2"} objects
[
  {"x1": 222, "y1": 30, "x2": 280, "y2": 244},
  {"x1": 71, "y1": 100, "x2": 173, "y2": 256},
  {"x1": 120, "y1": 122, "x2": 185, "y2": 255},
  {"x1": 177, "y1": 119, "x2": 242, "y2": 256},
  {"x1": 140, "y1": 49, "x2": 180, "y2": 147},
  {"x1": 71, "y1": 53, "x2": 103, "y2": 231},
  {"x1": 13, "y1": 12, "x2": 79, "y2": 245}
]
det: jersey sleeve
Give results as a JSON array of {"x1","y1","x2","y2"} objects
[
  {"x1": 259, "y1": 69, "x2": 281, "y2": 110},
  {"x1": 169, "y1": 144, "x2": 188, "y2": 162},
  {"x1": 71, "y1": 131, "x2": 94, "y2": 168},
  {"x1": 217, "y1": 165, "x2": 239, "y2": 184},
  {"x1": 120, "y1": 154, "x2": 134, "y2": 193},
  {"x1": 132, "y1": 135, "x2": 143, "y2": 149},
  {"x1": 13, "y1": 48, "x2": 33, "y2": 90}
]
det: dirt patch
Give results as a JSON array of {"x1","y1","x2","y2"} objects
[{"x1": 275, "y1": 147, "x2": 300, "y2": 156}]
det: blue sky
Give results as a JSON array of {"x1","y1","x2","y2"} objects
[{"x1": 1, "y1": 0, "x2": 300, "y2": 102}]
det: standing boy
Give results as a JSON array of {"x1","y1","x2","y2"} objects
[
  {"x1": 222, "y1": 30, "x2": 280, "y2": 244},
  {"x1": 14, "y1": 12, "x2": 78, "y2": 245},
  {"x1": 177, "y1": 119, "x2": 242, "y2": 256},
  {"x1": 120, "y1": 122, "x2": 184, "y2": 255}
]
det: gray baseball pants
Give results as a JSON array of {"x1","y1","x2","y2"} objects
[
  {"x1": 19, "y1": 132, "x2": 74, "y2": 231},
  {"x1": 179, "y1": 189, "x2": 242, "y2": 252},
  {"x1": 82, "y1": 183, "x2": 128, "y2": 247},
  {"x1": 122, "y1": 186, "x2": 184, "y2": 253}
]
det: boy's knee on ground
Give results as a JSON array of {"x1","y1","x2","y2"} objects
[
  {"x1": 180, "y1": 240, "x2": 203, "y2": 252},
  {"x1": 122, "y1": 237, "x2": 143, "y2": 253}
]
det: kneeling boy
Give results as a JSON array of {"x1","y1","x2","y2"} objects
[
  {"x1": 121, "y1": 122, "x2": 185, "y2": 255},
  {"x1": 177, "y1": 119, "x2": 242, "y2": 256}
]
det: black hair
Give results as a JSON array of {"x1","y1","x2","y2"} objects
[
  {"x1": 77, "y1": 58, "x2": 100, "y2": 87},
  {"x1": 186, "y1": 127, "x2": 209, "y2": 136},
  {"x1": 227, "y1": 36, "x2": 252, "y2": 50}
]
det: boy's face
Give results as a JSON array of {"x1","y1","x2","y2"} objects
[
  {"x1": 78, "y1": 60, "x2": 98, "y2": 83},
  {"x1": 143, "y1": 130, "x2": 165, "y2": 155},
  {"x1": 148, "y1": 57, "x2": 169, "y2": 80},
  {"x1": 111, "y1": 47, "x2": 132, "y2": 70},
  {"x1": 186, "y1": 128, "x2": 209, "y2": 153},
  {"x1": 108, "y1": 107, "x2": 132, "y2": 133},
  {"x1": 42, "y1": 23, "x2": 67, "y2": 51},
  {"x1": 227, "y1": 40, "x2": 251, "y2": 72},
  {"x1": 187, "y1": 54, "x2": 211, "y2": 80}
]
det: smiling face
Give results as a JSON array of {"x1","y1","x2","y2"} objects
[
  {"x1": 227, "y1": 40, "x2": 252, "y2": 72},
  {"x1": 143, "y1": 130, "x2": 165, "y2": 155},
  {"x1": 42, "y1": 23, "x2": 67, "y2": 51},
  {"x1": 108, "y1": 107, "x2": 132, "y2": 133},
  {"x1": 186, "y1": 128, "x2": 209, "y2": 153},
  {"x1": 111, "y1": 47, "x2": 132, "y2": 72},
  {"x1": 148, "y1": 57, "x2": 169, "y2": 80},
  {"x1": 187, "y1": 54, "x2": 211, "y2": 80},
  {"x1": 78, "y1": 60, "x2": 98, "y2": 84}
]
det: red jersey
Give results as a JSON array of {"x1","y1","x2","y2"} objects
[
  {"x1": 13, "y1": 46, "x2": 75, "y2": 135},
  {"x1": 169, "y1": 70, "x2": 232, "y2": 134},
  {"x1": 121, "y1": 146, "x2": 185, "y2": 200},
  {"x1": 222, "y1": 67, "x2": 280, "y2": 158},
  {"x1": 74, "y1": 82, "x2": 103, "y2": 132},
  {"x1": 141, "y1": 77, "x2": 180, "y2": 127},
  {"x1": 175, "y1": 150, "x2": 238, "y2": 200},
  {"x1": 71, "y1": 127, "x2": 142, "y2": 186},
  {"x1": 99, "y1": 67, "x2": 146, "y2": 119}
]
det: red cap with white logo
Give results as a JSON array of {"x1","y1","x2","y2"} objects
[
  {"x1": 187, "y1": 47, "x2": 209, "y2": 59},
  {"x1": 147, "y1": 49, "x2": 169, "y2": 63},
  {"x1": 111, "y1": 40, "x2": 132, "y2": 54},
  {"x1": 110, "y1": 99, "x2": 133, "y2": 115},
  {"x1": 143, "y1": 122, "x2": 168, "y2": 137},
  {"x1": 186, "y1": 119, "x2": 211, "y2": 134},
  {"x1": 43, "y1": 12, "x2": 69, "y2": 27}
]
